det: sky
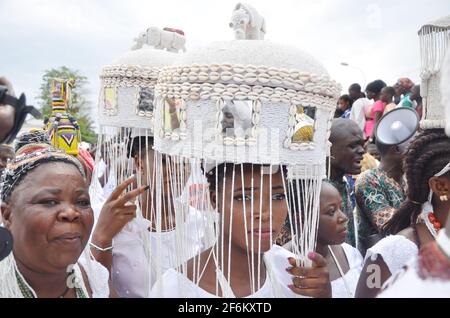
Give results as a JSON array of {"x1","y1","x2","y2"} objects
[{"x1": 1, "y1": 0, "x2": 449, "y2": 129}]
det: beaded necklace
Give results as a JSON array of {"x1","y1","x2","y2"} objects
[
  {"x1": 418, "y1": 201, "x2": 442, "y2": 239},
  {"x1": 15, "y1": 268, "x2": 87, "y2": 298}
]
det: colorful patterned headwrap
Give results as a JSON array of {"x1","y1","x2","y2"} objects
[
  {"x1": 0, "y1": 147, "x2": 86, "y2": 202},
  {"x1": 14, "y1": 130, "x2": 51, "y2": 155}
]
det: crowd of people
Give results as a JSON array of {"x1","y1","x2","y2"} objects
[
  {"x1": 0, "y1": 7, "x2": 449, "y2": 299},
  {"x1": 0, "y1": 69, "x2": 448, "y2": 298}
]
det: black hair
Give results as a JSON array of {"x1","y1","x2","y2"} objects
[
  {"x1": 375, "y1": 140, "x2": 395, "y2": 157},
  {"x1": 383, "y1": 129, "x2": 450, "y2": 235},
  {"x1": 366, "y1": 80, "x2": 387, "y2": 95},
  {"x1": 205, "y1": 163, "x2": 287, "y2": 192},
  {"x1": 127, "y1": 136, "x2": 154, "y2": 159},
  {"x1": 382, "y1": 86, "x2": 395, "y2": 97},
  {"x1": 338, "y1": 94, "x2": 353, "y2": 107},
  {"x1": 349, "y1": 83, "x2": 361, "y2": 92},
  {"x1": 204, "y1": 163, "x2": 230, "y2": 191}
]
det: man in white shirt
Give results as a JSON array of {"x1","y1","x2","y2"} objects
[{"x1": 348, "y1": 83, "x2": 370, "y2": 138}]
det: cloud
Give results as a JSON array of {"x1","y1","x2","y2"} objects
[{"x1": 366, "y1": 3, "x2": 382, "y2": 30}]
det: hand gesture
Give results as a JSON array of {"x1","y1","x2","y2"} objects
[
  {"x1": 93, "y1": 176, "x2": 148, "y2": 245},
  {"x1": 286, "y1": 251, "x2": 332, "y2": 298}
]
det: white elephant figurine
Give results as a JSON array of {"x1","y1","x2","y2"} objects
[
  {"x1": 131, "y1": 31, "x2": 147, "y2": 50},
  {"x1": 131, "y1": 27, "x2": 186, "y2": 53},
  {"x1": 229, "y1": 3, "x2": 266, "y2": 40}
]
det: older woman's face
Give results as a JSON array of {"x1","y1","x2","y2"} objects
[{"x1": 5, "y1": 162, "x2": 93, "y2": 273}]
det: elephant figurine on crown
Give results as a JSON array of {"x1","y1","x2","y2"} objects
[
  {"x1": 131, "y1": 27, "x2": 186, "y2": 53},
  {"x1": 229, "y1": 3, "x2": 266, "y2": 40}
]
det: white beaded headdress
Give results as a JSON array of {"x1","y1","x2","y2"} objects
[
  {"x1": 94, "y1": 27, "x2": 182, "y2": 182},
  {"x1": 441, "y1": 45, "x2": 450, "y2": 137},
  {"x1": 418, "y1": 15, "x2": 450, "y2": 129},
  {"x1": 150, "y1": 3, "x2": 340, "y2": 298},
  {"x1": 417, "y1": 17, "x2": 450, "y2": 250},
  {"x1": 93, "y1": 28, "x2": 187, "y2": 296}
]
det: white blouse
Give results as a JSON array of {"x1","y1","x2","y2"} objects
[
  {"x1": 365, "y1": 235, "x2": 418, "y2": 277},
  {"x1": 332, "y1": 243, "x2": 364, "y2": 298},
  {"x1": 149, "y1": 267, "x2": 274, "y2": 298},
  {"x1": 111, "y1": 207, "x2": 216, "y2": 298},
  {"x1": 78, "y1": 255, "x2": 110, "y2": 298},
  {"x1": 378, "y1": 257, "x2": 450, "y2": 298},
  {"x1": 264, "y1": 244, "x2": 363, "y2": 298}
]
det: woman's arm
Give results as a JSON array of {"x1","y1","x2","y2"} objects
[
  {"x1": 369, "y1": 110, "x2": 383, "y2": 142},
  {"x1": 90, "y1": 234, "x2": 114, "y2": 275},
  {"x1": 91, "y1": 176, "x2": 148, "y2": 274},
  {"x1": 355, "y1": 254, "x2": 392, "y2": 298}
]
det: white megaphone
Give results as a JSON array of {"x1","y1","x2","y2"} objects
[
  {"x1": 0, "y1": 227, "x2": 13, "y2": 261},
  {"x1": 375, "y1": 107, "x2": 419, "y2": 149}
]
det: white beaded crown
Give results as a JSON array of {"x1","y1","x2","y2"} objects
[
  {"x1": 441, "y1": 48, "x2": 450, "y2": 137},
  {"x1": 418, "y1": 15, "x2": 450, "y2": 130},
  {"x1": 153, "y1": 39, "x2": 340, "y2": 177},
  {"x1": 98, "y1": 34, "x2": 179, "y2": 130}
]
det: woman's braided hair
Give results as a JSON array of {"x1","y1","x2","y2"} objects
[{"x1": 383, "y1": 129, "x2": 450, "y2": 235}]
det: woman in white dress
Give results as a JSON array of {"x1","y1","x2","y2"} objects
[
  {"x1": 355, "y1": 129, "x2": 450, "y2": 297},
  {"x1": 378, "y1": 222, "x2": 450, "y2": 298},
  {"x1": 91, "y1": 135, "x2": 214, "y2": 297},
  {"x1": 266, "y1": 181, "x2": 363, "y2": 298},
  {"x1": 0, "y1": 145, "x2": 111, "y2": 298},
  {"x1": 150, "y1": 163, "x2": 332, "y2": 298}
]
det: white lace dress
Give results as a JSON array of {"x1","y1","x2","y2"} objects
[
  {"x1": 78, "y1": 255, "x2": 110, "y2": 298},
  {"x1": 378, "y1": 257, "x2": 450, "y2": 298},
  {"x1": 365, "y1": 235, "x2": 418, "y2": 277},
  {"x1": 265, "y1": 244, "x2": 363, "y2": 298},
  {"x1": 332, "y1": 243, "x2": 364, "y2": 297},
  {"x1": 111, "y1": 207, "x2": 216, "y2": 298},
  {"x1": 149, "y1": 267, "x2": 274, "y2": 298}
]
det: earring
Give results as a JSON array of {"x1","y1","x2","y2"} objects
[{"x1": 440, "y1": 194, "x2": 448, "y2": 202}]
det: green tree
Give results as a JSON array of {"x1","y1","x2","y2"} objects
[{"x1": 37, "y1": 66, "x2": 97, "y2": 144}]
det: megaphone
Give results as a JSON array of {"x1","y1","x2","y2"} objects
[
  {"x1": 375, "y1": 107, "x2": 419, "y2": 146},
  {"x1": 0, "y1": 227, "x2": 13, "y2": 262}
]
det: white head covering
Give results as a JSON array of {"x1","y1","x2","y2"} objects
[
  {"x1": 440, "y1": 44, "x2": 450, "y2": 137},
  {"x1": 418, "y1": 15, "x2": 450, "y2": 129},
  {"x1": 151, "y1": 3, "x2": 340, "y2": 297}
]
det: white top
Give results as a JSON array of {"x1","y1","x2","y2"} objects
[
  {"x1": 365, "y1": 235, "x2": 418, "y2": 277},
  {"x1": 112, "y1": 207, "x2": 216, "y2": 298},
  {"x1": 378, "y1": 257, "x2": 450, "y2": 298},
  {"x1": 89, "y1": 162, "x2": 116, "y2": 232},
  {"x1": 78, "y1": 255, "x2": 110, "y2": 298},
  {"x1": 349, "y1": 97, "x2": 370, "y2": 135},
  {"x1": 149, "y1": 265, "x2": 274, "y2": 298},
  {"x1": 0, "y1": 252, "x2": 110, "y2": 298},
  {"x1": 264, "y1": 244, "x2": 363, "y2": 298},
  {"x1": 332, "y1": 243, "x2": 364, "y2": 298}
]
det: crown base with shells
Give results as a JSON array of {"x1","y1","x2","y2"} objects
[{"x1": 154, "y1": 39, "x2": 340, "y2": 174}]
